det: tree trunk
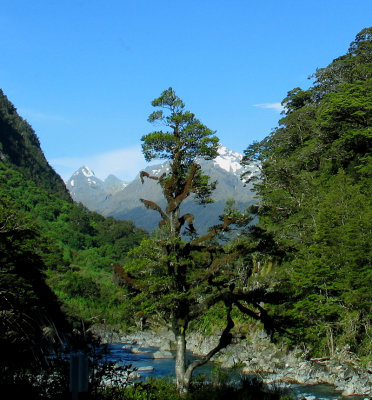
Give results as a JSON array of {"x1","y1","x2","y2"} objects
[{"x1": 175, "y1": 331, "x2": 188, "y2": 393}]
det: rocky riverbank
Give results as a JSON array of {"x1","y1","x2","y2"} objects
[{"x1": 89, "y1": 326, "x2": 372, "y2": 397}]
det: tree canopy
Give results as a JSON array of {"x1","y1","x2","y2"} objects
[{"x1": 241, "y1": 27, "x2": 372, "y2": 358}]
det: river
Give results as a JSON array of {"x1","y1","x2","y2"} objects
[{"x1": 105, "y1": 343, "x2": 367, "y2": 400}]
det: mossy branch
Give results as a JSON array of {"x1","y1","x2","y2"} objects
[
  {"x1": 140, "y1": 170, "x2": 160, "y2": 184},
  {"x1": 113, "y1": 264, "x2": 142, "y2": 292},
  {"x1": 191, "y1": 251, "x2": 240, "y2": 288},
  {"x1": 139, "y1": 198, "x2": 169, "y2": 227},
  {"x1": 165, "y1": 163, "x2": 198, "y2": 214},
  {"x1": 190, "y1": 216, "x2": 234, "y2": 245},
  {"x1": 178, "y1": 213, "x2": 195, "y2": 232}
]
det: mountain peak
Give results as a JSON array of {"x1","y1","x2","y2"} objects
[
  {"x1": 67, "y1": 166, "x2": 101, "y2": 190},
  {"x1": 104, "y1": 174, "x2": 128, "y2": 193},
  {"x1": 75, "y1": 166, "x2": 95, "y2": 178},
  {"x1": 66, "y1": 167, "x2": 128, "y2": 208},
  {"x1": 212, "y1": 145, "x2": 243, "y2": 175}
]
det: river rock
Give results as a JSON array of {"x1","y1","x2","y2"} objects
[
  {"x1": 91, "y1": 325, "x2": 372, "y2": 396},
  {"x1": 185, "y1": 332, "x2": 204, "y2": 353},
  {"x1": 137, "y1": 366, "x2": 154, "y2": 371},
  {"x1": 220, "y1": 355, "x2": 240, "y2": 368},
  {"x1": 186, "y1": 333, "x2": 219, "y2": 355},
  {"x1": 99, "y1": 367, "x2": 140, "y2": 386},
  {"x1": 131, "y1": 347, "x2": 149, "y2": 354},
  {"x1": 88, "y1": 325, "x2": 121, "y2": 343},
  {"x1": 152, "y1": 350, "x2": 173, "y2": 359},
  {"x1": 130, "y1": 329, "x2": 175, "y2": 349},
  {"x1": 159, "y1": 339, "x2": 173, "y2": 351}
]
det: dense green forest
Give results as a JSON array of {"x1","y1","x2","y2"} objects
[
  {"x1": 242, "y1": 27, "x2": 372, "y2": 360},
  {"x1": 0, "y1": 27, "x2": 371, "y2": 399},
  {"x1": 0, "y1": 163, "x2": 148, "y2": 328},
  {"x1": 0, "y1": 88, "x2": 148, "y2": 388}
]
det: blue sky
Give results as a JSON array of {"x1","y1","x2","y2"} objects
[{"x1": 1, "y1": 0, "x2": 371, "y2": 181}]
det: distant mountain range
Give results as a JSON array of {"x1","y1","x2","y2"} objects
[
  {"x1": 66, "y1": 146, "x2": 257, "y2": 233},
  {"x1": 67, "y1": 166, "x2": 128, "y2": 211}
]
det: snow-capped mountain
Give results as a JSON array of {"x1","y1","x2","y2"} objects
[
  {"x1": 213, "y1": 146, "x2": 243, "y2": 175},
  {"x1": 68, "y1": 166, "x2": 100, "y2": 191},
  {"x1": 66, "y1": 166, "x2": 128, "y2": 210},
  {"x1": 212, "y1": 146, "x2": 258, "y2": 182},
  {"x1": 66, "y1": 147, "x2": 257, "y2": 233}
]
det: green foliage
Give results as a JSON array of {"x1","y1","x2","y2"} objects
[
  {"x1": 281, "y1": 172, "x2": 372, "y2": 355},
  {"x1": 0, "y1": 123, "x2": 150, "y2": 392},
  {"x1": 121, "y1": 375, "x2": 294, "y2": 400},
  {"x1": 143, "y1": 87, "x2": 219, "y2": 163},
  {"x1": 142, "y1": 87, "x2": 219, "y2": 208},
  {"x1": 123, "y1": 377, "x2": 181, "y2": 400},
  {"x1": 0, "y1": 89, "x2": 149, "y2": 344},
  {"x1": 0, "y1": 153, "x2": 147, "y2": 329},
  {"x1": 123, "y1": 233, "x2": 236, "y2": 328},
  {"x1": 0, "y1": 89, "x2": 71, "y2": 201},
  {"x1": 242, "y1": 28, "x2": 372, "y2": 356},
  {"x1": 0, "y1": 195, "x2": 66, "y2": 381}
]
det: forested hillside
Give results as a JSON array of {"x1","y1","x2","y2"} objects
[
  {"x1": 1, "y1": 164, "x2": 148, "y2": 322},
  {"x1": 0, "y1": 91, "x2": 149, "y2": 388},
  {"x1": 242, "y1": 28, "x2": 372, "y2": 360},
  {"x1": 0, "y1": 90, "x2": 71, "y2": 201}
]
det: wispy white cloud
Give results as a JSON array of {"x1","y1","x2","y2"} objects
[
  {"x1": 50, "y1": 146, "x2": 148, "y2": 182},
  {"x1": 18, "y1": 108, "x2": 69, "y2": 123},
  {"x1": 253, "y1": 102, "x2": 284, "y2": 113}
]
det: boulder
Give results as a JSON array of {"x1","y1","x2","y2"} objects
[
  {"x1": 131, "y1": 347, "x2": 149, "y2": 354},
  {"x1": 220, "y1": 355, "x2": 240, "y2": 368},
  {"x1": 159, "y1": 339, "x2": 173, "y2": 351},
  {"x1": 152, "y1": 350, "x2": 173, "y2": 359},
  {"x1": 137, "y1": 366, "x2": 154, "y2": 371}
]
